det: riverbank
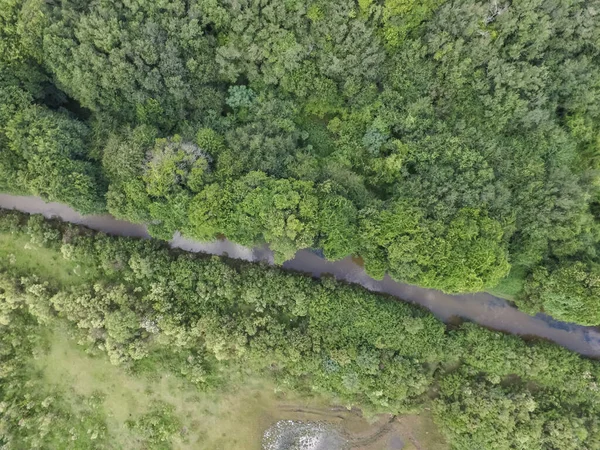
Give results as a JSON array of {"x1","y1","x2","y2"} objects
[
  {"x1": 1, "y1": 193, "x2": 600, "y2": 357},
  {"x1": 4, "y1": 201, "x2": 600, "y2": 450}
]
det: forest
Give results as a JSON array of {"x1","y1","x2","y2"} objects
[
  {"x1": 1, "y1": 0, "x2": 599, "y2": 324},
  {"x1": 2, "y1": 210, "x2": 600, "y2": 449}
]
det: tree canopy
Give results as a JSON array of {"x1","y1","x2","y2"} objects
[{"x1": 0, "y1": 0, "x2": 599, "y2": 312}]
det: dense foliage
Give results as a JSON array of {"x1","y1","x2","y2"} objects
[
  {"x1": 1, "y1": 1, "x2": 599, "y2": 314},
  {"x1": 0, "y1": 312, "x2": 113, "y2": 448},
  {"x1": 519, "y1": 261, "x2": 600, "y2": 326},
  {"x1": 1, "y1": 211, "x2": 600, "y2": 449}
]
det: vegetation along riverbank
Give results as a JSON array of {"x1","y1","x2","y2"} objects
[
  {"x1": 2, "y1": 193, "x2": 600, "y2": 358},
  {"x1": 2, "y1": 0, "x2": 600, "y2": 326},
  {"x1": 2, "y1": 210, "x2": 600, "y2": 449}
]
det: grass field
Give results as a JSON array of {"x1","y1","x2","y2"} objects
[
  {"x1": 33, "y1": 324, "x2": 447, "y2": 449},
  {"x1": 0, "y1": 233, "x2": 98, "y2": 286}
]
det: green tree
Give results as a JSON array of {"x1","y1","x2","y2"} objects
[
  {"x1": 4, "y1": 105, "x2": 105, "y2": 213},
  {"x1": 40, "y1": 0, "x2": 223, "y2": 128},
  {"x1": 520, "y1": 262, "x2": 600, "y2": 325},
  {"x1": 317, "y1": 188, "x2": 359, "y2": 260},
  {"x1": 360, "y1": 204, "x2": 509, "y2": 292}
]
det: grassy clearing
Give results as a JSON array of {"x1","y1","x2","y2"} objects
[
  {"x1": 487, "y1": 265, "x2": 528, "y2": 301},
  {"x1": 34, "y1": 325, "x2": 447, "y2": 449},
  {"x1": 36, "y1": 326, "x2": 272, "y2": 449},
  {"x1": 396, "y1": 414, "x2": 449, "y2": 450},
  {"x1": 0, "y1": 233, "x2": 97, "y2": 286}
]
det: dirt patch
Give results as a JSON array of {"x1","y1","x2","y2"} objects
[
  {"x1": 394, "y1": 414, "x2": 448, "y2": 450},
  {"x1": 262, "y1": 407, "x2": 447, "y2": 450}
]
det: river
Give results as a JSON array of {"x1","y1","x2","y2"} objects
[{"x1": 1, "y1": 193, "x2": 600, "y2": 358}]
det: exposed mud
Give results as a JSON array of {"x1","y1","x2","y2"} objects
[{"x1": 262, "y1": 407, "x2": 410, "y2": 450}]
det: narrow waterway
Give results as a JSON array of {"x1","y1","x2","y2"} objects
[{"x1": 2, "y1": 193, "x2": 600, "y2": 357}]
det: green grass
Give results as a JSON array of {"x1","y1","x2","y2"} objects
[
  {"x1": 487, "y1": 265, "x2": 528, "y2": 301},
  {"x1": 35, "y1": 326, "x2": 329, "y2": 449},
  {"x1": 0, "y1": 233, "x2": 98, "y2": 286},
  {"x1": 33, "y1": 325, "x2": 447, "y2": 450}
]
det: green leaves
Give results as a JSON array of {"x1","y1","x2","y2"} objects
[
  {"x1": 127, "y1": 401, "x2": 181, "y2": 450},
  {"x1": 2, "y1": 104, "x2": 105, "y2": 214},
  {"x1": 189, "y1": 172, "x2": 319, "y2": 262},
  {"x1": 318, "y1": 192, "x2": 359, "y2": 260},
  {"x1": 521, "y1": 262, "x2": 600, "y2": 326},
  {"x1": 1, "y1": 0, "x2": 599, "y2": 324},
  {"x1": 358, "y1": 204, "x2": 510, "y2": 292},
  {"x1": 143, "y1": 137, "x2": 210, "y2": 198},
  {"x1": 41, "y1": 0, "x2": 222, "y2": 128},
  {"x1": 434, "y1": 377, "x2": 544, "y2": 450}
]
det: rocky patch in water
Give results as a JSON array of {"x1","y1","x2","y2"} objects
[{"x1": 263, "y1": 420, "x2": 347, "y2": 450}]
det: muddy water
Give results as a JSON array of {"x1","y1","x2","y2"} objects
[{"x1": 2, "y1": 193, "x2": 600, "y2": 358}]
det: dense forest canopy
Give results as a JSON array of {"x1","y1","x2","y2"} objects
[
  {"x1": 1, "y1": 0, "x2": 600, "y2": 322},
  {"x1": 2, "y1": 211, "x2": 600, "y2": 449}
]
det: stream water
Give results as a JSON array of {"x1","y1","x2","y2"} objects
[{"x1": 2, "y1": 193, "x2": 600, "y2": 358}]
